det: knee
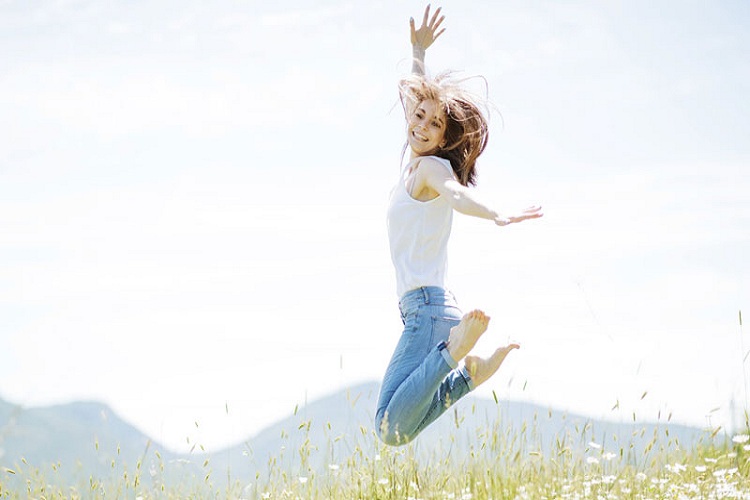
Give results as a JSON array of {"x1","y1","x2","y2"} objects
[
  {"x1": 377, "y1": 428, "x2": 411, "y2": 446},
  {"x1": 375, "y1": 411, "x2": 412, "y2": 447}
]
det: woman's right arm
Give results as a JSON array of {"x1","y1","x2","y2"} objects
[
  {"x1": 417, "y1": 158, "x2": 544, "y2": 226},
  {"x1": 410, "y1": 5, "x2": 446, "y2": 75}
]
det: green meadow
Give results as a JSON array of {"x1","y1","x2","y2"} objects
[{"x1": 2, "y1": 412, "x2": 748, "y2": 499}]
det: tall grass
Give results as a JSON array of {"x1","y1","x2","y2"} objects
[{"x1": 1, "y1": 414, "x2": 748, "y2": 499}]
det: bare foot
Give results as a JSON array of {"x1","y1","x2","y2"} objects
[
  {"x1": 465, "y1": 343, "x2": 520, "y2": 387},
  {"x1": 446, "y1": 310, "x2": 490, "y2": 362}
]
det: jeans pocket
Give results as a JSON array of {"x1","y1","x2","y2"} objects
[{"x1": 431, "y1": 316, "x2": 460, "y2": 346}]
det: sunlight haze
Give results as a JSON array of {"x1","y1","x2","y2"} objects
[{"x1": 1, "y1": 0, "x2": 748, "y2": 452}]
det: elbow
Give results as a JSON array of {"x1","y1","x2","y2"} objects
[
  {"x1": 447, "y1": 189, "x2": 465, "y2": 208},
  {"x1": 449, "y1": 191, "x2": 472, "y2": 214}
]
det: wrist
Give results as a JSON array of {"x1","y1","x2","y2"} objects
[
  {"x1": 412, "y1": 45, "x2": 426, "y2": 74},
  {"x1": 494, "y1": 213, "x2": 510, "y2": 226}
]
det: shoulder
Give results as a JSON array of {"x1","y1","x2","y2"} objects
[
  {"x1": 413, "y1": 156, "x2": 459, "y2": 198},
  {"x1": 414, "y1": 156, "x2": 456, "y2": 179}
]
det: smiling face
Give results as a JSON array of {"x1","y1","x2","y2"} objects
[
  {"x1": 399, "y1": 73, "x2": 489, "y2": 186},
  {"x1": 406, "y1": 99, "x2": 447, "y2": 156}
]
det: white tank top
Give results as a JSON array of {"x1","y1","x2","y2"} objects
[{"x1": 387, "y1": 156, "x2": 455, "y2": 298}]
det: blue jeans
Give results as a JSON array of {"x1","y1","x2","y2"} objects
[{"x1": 375, "y1": 286, "x2": 475, "y2": 445}]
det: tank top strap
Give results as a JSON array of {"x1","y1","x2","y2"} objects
[{"x1": 402, "y1": 156, "x2": 455, "y2": 180}]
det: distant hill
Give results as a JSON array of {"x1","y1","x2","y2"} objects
[
  {"x1": 205, "y1": 381, "x2": 719, "y2": 483},
  {"x1": 0, "y1": 384, "x2": 721, "y2": 488},
  {"x1": 0, "y1": 396, "x2": 200, "y2": 489}
]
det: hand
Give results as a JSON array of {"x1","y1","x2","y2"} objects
[
  {"x1": 410, "y1": 5, "x2": 446, "y2": 51},
  {"x1": 495, "y1": 206, "x2": 544, "y2": 226}
]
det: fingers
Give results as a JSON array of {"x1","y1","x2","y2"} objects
[
  {"x1": 421, "y1": 4, "x2": 445, "y2": 31},
  {"x1": 430, "y1": 7, "x2": 444, "y2": 30},
  {"x1": 520, "y1": 206, "x2": 544, "y2": 219},
  {"x1": 422, "y1": 4, "x2": 430, "y2": 26},
  {"x1": 509, "y1": 214, "x2": 542, "y2": 223},
  {"x1": 411, "y1": 5, "x2": 446, "y2": 47}
]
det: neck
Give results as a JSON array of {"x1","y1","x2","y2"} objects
[{"x1": 410, "y1": 148, "x2": 439, "y2": 160}]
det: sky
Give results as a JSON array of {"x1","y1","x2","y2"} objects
[{"x1": 1, "y1": 0, "x2": 749, "y2": 453}]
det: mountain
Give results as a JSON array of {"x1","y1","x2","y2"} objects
[
  {"x1": 203, "y1": 381, "x2": 719, "y2": 483},
  {"x1": 0, "y1": 396, "x2": 201, "y2": 489},
  {"x1": 0, "y1": 384, "x2": 721, "y2": 488}
]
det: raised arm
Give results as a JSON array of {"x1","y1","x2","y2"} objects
[
  {"x1": 415, "y1": 158, "x2": 544, "y2": 226},
  {"x1": 410, "y1": 5, "x2": 446, "y2": 75}
]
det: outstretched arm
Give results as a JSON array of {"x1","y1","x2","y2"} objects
[
  {"x1": 416, "y1": 158, "x2": 544, "y2": 226},
  {"x1": 410, "y1": 5, "x2": 446, "y2": 75}
]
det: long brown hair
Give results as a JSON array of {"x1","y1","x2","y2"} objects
[{"x1": 399, "y1": 71, "x2": 489, "y2": 186}]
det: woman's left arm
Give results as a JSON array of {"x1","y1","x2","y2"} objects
[
  {"x1": 410, "y1": 5, "x2": 446, "y2": 75},
  {"x1": 420, "y1": 159, "x2": 543, "y2": 226}
]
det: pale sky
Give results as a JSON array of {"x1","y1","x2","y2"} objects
[{"x1": 1, "y1": 0, "x2": 749, "y2": 453}]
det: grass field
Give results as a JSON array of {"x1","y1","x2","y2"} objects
[{"x1": 2, "y1": 419, "x2": 748, "y2": 499}]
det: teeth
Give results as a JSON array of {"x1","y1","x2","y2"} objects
[{"x1": 413, "y1": 131, "x2": 428, "y2": 142}]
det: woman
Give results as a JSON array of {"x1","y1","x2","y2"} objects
[{"x1": 375, "y1": 5, "x2": 543, "y2": 446}]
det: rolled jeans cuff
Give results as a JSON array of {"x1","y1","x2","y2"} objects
[
  {"x1": 437, "y1": 341, "x2": 457, "y2": 369},
  {"x1": 437, "y1": 341, "x2": 475, "y2": 392},
  {"x1": 459, "y1": 364, "x2": 475, "y2": 391}
]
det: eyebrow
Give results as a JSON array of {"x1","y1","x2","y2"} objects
[{"x1": 417, "y1": 106, "x2": 445, "y2": 127}]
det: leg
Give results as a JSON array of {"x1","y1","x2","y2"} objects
[{"x1": 376, "y1": 311, "x2": 485, "y2": 445}]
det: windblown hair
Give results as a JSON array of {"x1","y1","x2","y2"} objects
[{"x1": 399, "y1": 71, "x2": 490, "y2": 186}]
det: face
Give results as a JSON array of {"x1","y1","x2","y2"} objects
[{"x1": 406, "y1": 99, "x2": 446, "y2": 155}]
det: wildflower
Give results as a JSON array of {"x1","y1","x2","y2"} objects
[
  {"x1": 602, "y1": 452, "x2": 616, "y2": 461},
  {"x1": 588, "y1": 441, "x2": 602, "y2": 449},
  {"x1": 635, "y1": 472, "x2": 648, "y2": 481},
  {"x1": 666, "y1": 462, "x2": 686, "y2": 473},
  {"x1": 298, "y1": 477, "x2": 308, "y2": 484},
  {"x1": 378, "y1": 478, "x2": 389, "y2": 485},
  {"x1": 732, "y1": 434, "x2": 749, "y2": 444},
  {"x1": 328, "y1": 464, "x2": 339, "y2": 471},
  {"x1": 695, "y1": 465, "x2": 707, "y2": 472},
  {"x1": 586, "y1": 457, "x2": 599, "y2": 465}
]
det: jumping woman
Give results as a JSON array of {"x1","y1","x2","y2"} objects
[{"x1": 375, "y1": 5, "x2": 543, "y2": 446}]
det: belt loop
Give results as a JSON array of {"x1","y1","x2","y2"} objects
[{"x1": 421, "y1": 287, "x2": 430, "y2": 304}]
